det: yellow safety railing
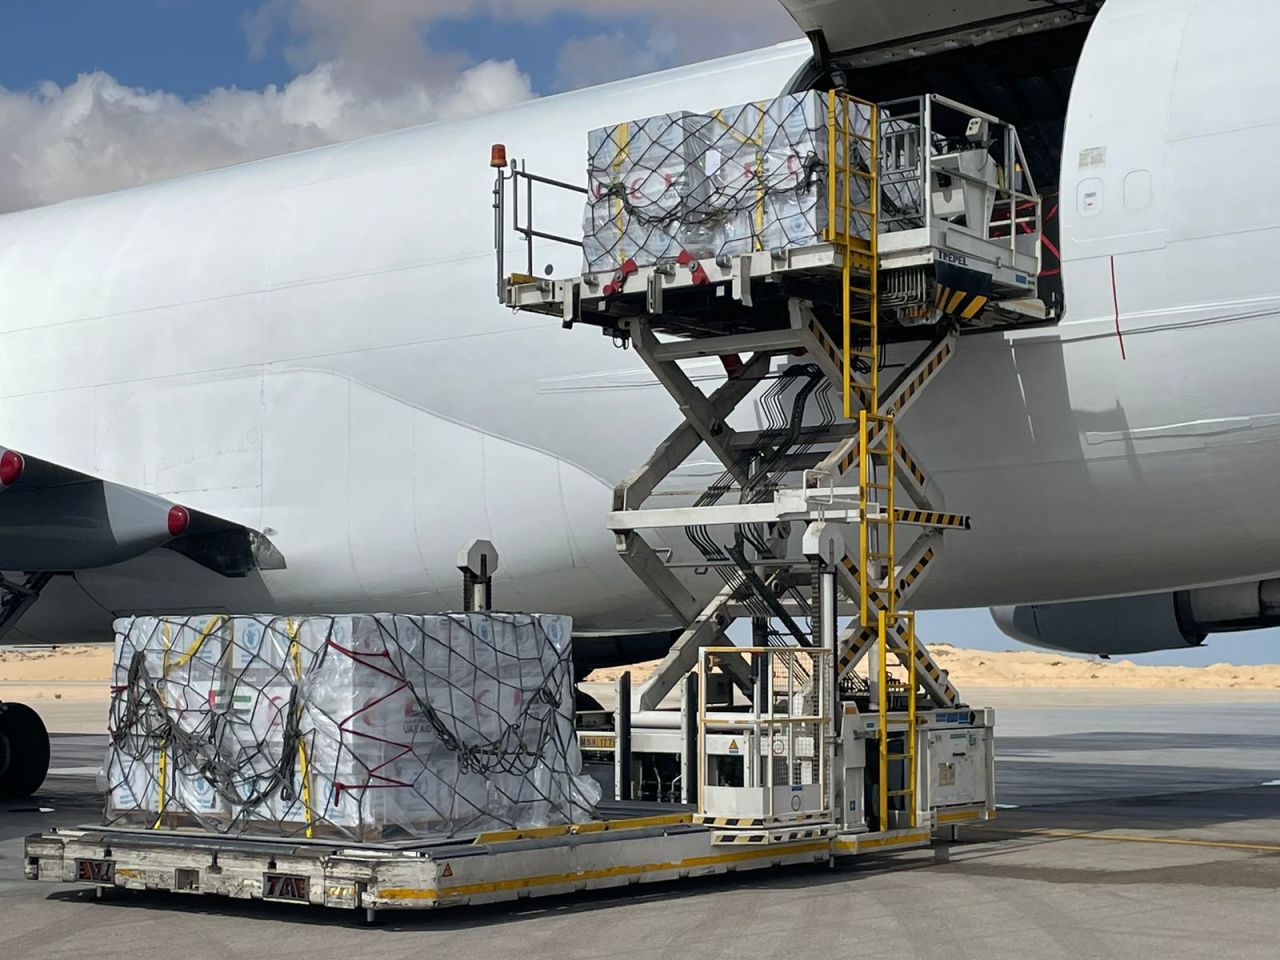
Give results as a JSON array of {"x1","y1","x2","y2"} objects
[
  {"x1": 826, "y1": 91, "x2": 880, "y2": 421},
  {"x1": 696, "y1": 647, "x2": 832, "y2": 825}
]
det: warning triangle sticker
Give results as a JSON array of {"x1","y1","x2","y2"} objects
[
  {"x1": 728, "y1": 739, "x2": 739, "y2": 753},
  {"x1": 441, "y1": 863, "x2": 453, "y2": 878}
]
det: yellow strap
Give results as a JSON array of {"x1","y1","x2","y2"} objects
[
  {"x1": 711, "y1": 105, "x2": 765, "y2": 147},
  {"x1": 613, "y1": 122, "x2": 630, "y2": 263},
  {"x1": 162, "y1": 614, "x2": 224, "y2": 674},
  {"x1": 754, "y1": 104, "x2": 766, "y2": 251},
  {"x1": 286, "y1": 618, "x2": 315, "y2": 838},
  {"x1": 152, "y1": 621, "x2": 171, "y2": 828}
]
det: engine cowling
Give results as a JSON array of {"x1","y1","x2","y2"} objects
[{"x1": 991, "y1": 578, "x2": 1280, "y2": 656}]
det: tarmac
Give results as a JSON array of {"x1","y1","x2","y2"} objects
[{"x1": 3, "y1": 692, "x2": 1278, "y2": 960}]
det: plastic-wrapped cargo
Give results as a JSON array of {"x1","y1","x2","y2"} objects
[
  {"x1": 583, "y1": 91, "x2": 874, "y2": 274},
  {"x1": 104, "y1": 613, "x2": 601, "y2": 841},
  {"x1": 584, "y1": 111, "x2": 711, "y2": 271}
]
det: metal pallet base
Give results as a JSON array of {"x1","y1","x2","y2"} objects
[{"x1": 25, "y1": 806, "x2": 991, "y2": 913}]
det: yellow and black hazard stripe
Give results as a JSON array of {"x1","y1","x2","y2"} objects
[
  {"x1": 833, "y1": 436, "x2": 931, "y2": 487},
  {"x1": 934, "y1": 262, "x2": 994, "y2": 323},
  {"x1": 839, "y1": 548, "x2": 935, "y2": 602},
  {"x1": 696, "y1": 816, "x2": 766, "y2": 829},
  {"x1": 837, "y1": 556, "x2": 890, "y2": 615},
  {"x1": 835, "y1": 549, "x2": 937, "y2": 674},
  {"x1": 890, "y1": 340, "x2": 953, "y2": 415},
  {"x1": 713, "y1": 828, "x2": 830, "y2": 846},
  {"x1": 897, "y1": 548, "x2": 935, "y2": 597},
  {"x1": 897, "y1": 646, "x2": 956, "y2": 699},
  {"x1": 713, "y1": 832, "x2": 770, "y2": 845},
  {"x1": 894, "y1": 441, "x2": 930, "y2": 490},
  {"x1": 934, "y1": 283, "x2": 990, "y2": 321},
  {"x1": 838, "y1": 624, "x2": 957, "y2": 701},
  {"x1": 806, "y1": 317, "x2": 841, "y2": 369},
  {"x1": 806, "y1": 317, "x2": 874, "y2": 405},
  {"x1": 894, "y1": 509, "x2": 972, "y2": 530}
]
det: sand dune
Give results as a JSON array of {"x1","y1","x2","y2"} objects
[
  {"x1": 587, "y1": 643, "x2": 1280, "y2": 690},
  {"x1": 2, "y1": 641, "x2": 1278, "y2": 691},
  {"x1": 928, "y1": 643, "x2": 1280, "y2": 690},
  {"x1": 0, "y1": 645, "x2": 113, "y2": 684}
]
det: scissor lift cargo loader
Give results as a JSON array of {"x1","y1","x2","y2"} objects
[
  {"x1": 503, "y1": 91, "x2": 1039, "y2": 843},
  {"x1": 24, "y1": 91, "x2": 1037, "y2": 917}
]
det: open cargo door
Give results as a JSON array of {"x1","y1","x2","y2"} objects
[{"x1": 777, "y1": 0, "x2": 1098, "y2": 58}]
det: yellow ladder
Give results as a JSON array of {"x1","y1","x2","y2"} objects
[
  {"x1": 857, "y1": 410, "x2": 895, "y2": 629},
  {"x1": 877, "y1": 611, "x2": 918, "y2": 829},
  {"x1": 829, "y1": 92, "x2": 919, "y2": 830}
]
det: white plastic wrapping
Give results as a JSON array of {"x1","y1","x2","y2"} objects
[
  {"x1": 583, "y1": 91, "x2": 874, "y2": 274},
  {"x1": 104, "y1": 613, "x2": 600, "y2": 840}
]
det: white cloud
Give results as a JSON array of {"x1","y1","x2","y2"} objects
[
  {"x1": 0, "y1": 0, "x2": 796, "y2": 213},
  {"x1": 0, "y1": 58, "x2": 533, "y2": 213}
]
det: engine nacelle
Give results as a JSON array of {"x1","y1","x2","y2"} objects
[
  {"x1": 992, "y1": 578, "x2": 1280, "y2": 656},
  {"x1": 991, "y1": 593, "x2": 1203, "y2": 656}
]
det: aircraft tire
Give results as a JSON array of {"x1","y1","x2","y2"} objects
[{"x1": 0, "y1": 702, "x2": 50, "y2": 799}]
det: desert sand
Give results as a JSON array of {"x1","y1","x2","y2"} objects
[
  {"x1": 587, "y1": 643, "x2": 1280, "y2": 690},
  {"x1": 0, "y1": 644, "x2": 113, "y2": 684},
  {"x1": 0, "y1": 645, "x2": 114, "y2": 709},
  {"x1": 3, "y1": 642, "x2": 1279, "y2": 733},
  {"x1": 3, "y1": 641, "x2": 1279, "y2": 690}
]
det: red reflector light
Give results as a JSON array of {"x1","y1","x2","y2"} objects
[
  {"x1": 167, "y1": 505, "x2": 190, "y2": 537},
  {"x1": 0, "y1": 449, "x2": 24, "y2": 486}
]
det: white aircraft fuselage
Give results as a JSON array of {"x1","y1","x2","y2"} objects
[{"x1": 2, "y1": 0, "x2": 1278, "y2": 640}]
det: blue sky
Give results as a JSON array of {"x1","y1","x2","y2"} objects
[
  {"x1": 0, "y1": 3, "x2": 1275, "y2": 667},
  {"x1": 0, "y1": 1, "x2": 792, "y2": 97},
  {"x1": 0, "y1": 0, "x2": 796, "y2": 211},
  {"x1": 0, "y1": 1, "x2": 292, "y2": 96}
]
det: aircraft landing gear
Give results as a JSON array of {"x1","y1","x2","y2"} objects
[{"x1": 0, "y1": 702, "x2": 50, "y2": 799}]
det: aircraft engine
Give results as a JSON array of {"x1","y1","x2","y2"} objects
[{"x1": 991, "y1": 579, "x2": 1280, "y2": 656}]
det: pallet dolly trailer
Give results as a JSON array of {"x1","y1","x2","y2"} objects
[
  {"x1": 25, "y1": 711, "x2": 993, "y2": 918},
  {"x1": 25, "y1": 91, "x2": 1038, "y2": 917}
]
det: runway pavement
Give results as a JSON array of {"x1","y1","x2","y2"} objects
[{"x1": 3, "y1": 694, "x2": 1278, "y2": 960}]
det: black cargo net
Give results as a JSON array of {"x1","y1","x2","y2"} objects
[
  {"x1": 583, "y1": 93, "x2": 877, "y2": 274},
  {"x1": 105, "y1": 614, "x2": 600, "y2": 841}
]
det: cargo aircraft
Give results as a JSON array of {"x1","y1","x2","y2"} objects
[{"x1": 3, "y1": 0, "x2": 1278, "y2": 796}]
